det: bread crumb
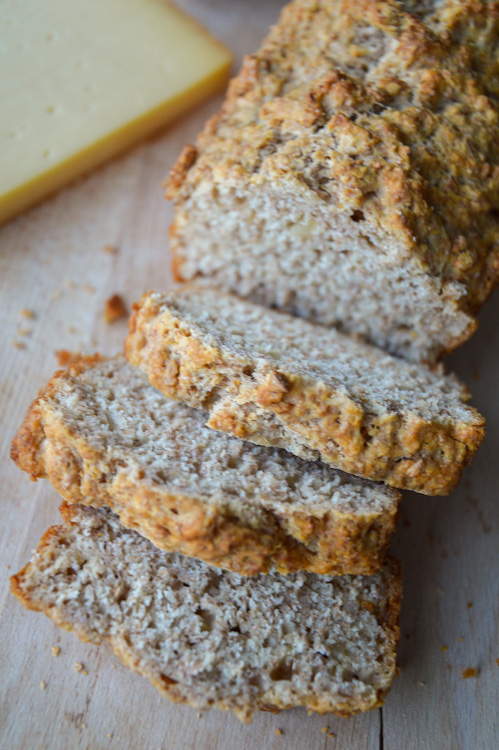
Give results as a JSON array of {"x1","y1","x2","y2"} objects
[
  {"x1": 13, "y1": 340, "x2": 25, "y2": 349},
  {"x1": 39, "y1": 680, "x2": 46, "y2": 690},
  {"x1": 52, "y1": 646, "x2": 60, "y2": 656},
  {"x1": 20, "y1": 308, "x2": 35, "y2": 319},
  {"x1": 67, "y1": 325, "x2": 78, "y2": 335},
  {"x1": 17, "y1": 326, "x2": 32, "y2": 336},
  {"x1": 81, "y1": 669, "x2": 88, "y2": 675},
  {"x1": 84, "y1": 283, "x2": 96, "y2": 294},
  {"x1": 104, "y1": 294, "x2": 127, "y2": 324},
  {"x1": 81, "y1": 723, "x2": 86, "y2": 729},
  {"x1": 275, "y1": 728, "x2": 283, "y2": 736},
  {"x1": 328, "y1": 733, "x2": 335, "y2": 738},
  {"x1": 496, "y1": 658, "x2": 499, "y2": 666},
  {"x1": 467, "y1": 602, "x2": 473, "y2": 608},
  {"x1": 73, "y1": 662, "x2": 84, "y2": 672},
  {"x1": 107, "y1": 733, "x2": 113, "y2": 738},
  {"x1": 55, "y1": 350, "x2": 81, "y2": 367},
  {"x1": 321, "y1": 726, "x2": 329, "y2": 733},
  {"x1": 457, "y1": 637, "x2": 464, "y2": 643},
  {"x1": 440, "y1": 645, "x2": 448, "y2": 652},
  {"x1": 102, "y1": 244, "x2": 118, "y2": 254},
  {"x1": 418, "y1": 681, "x2": 425, "y2": 687},
  {"x1": 462, "y1": 668, "x2": 478, "y2": 679}
]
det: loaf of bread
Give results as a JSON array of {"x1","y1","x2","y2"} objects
[
  {"x1": 167, "y1": 0, "x2": 499, "y2": 363},
  {"x1": 11, "y1": 356, "x2": 399, "y2": 575},
  {"x1": 126, "y1": 288, "x2": 485, "y2": 495},
  {"x1": 11, "y1": 503, "x2": 402, "y2": 722}
]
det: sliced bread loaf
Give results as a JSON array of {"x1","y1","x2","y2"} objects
[
  {"x1": 126, "y1": 288, "x2": 485, "y2": 495},
  {"x1": 166, "y1": 0, "x2": 499, "y2": 363},
  {"x1": 11, "y1": 356, "x2": 399, "y2": 575},
  {"x1": 11, "y1": 503, "x2": 402, "y2": 722}
]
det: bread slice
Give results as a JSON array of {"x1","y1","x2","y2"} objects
[
  {"x1": 166, "y1": 0, "x2": 499, "y2": 364},
  {"x1": 126, "y1": 288, "x2": 485, "y2": 496},
  {"x1": 11, "y1": 503, "x2": 402, "y2": 722},
  {"x1": 11, "y1": 356, "x2": 399, "y2": 575}
]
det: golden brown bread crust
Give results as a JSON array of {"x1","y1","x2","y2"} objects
[
  {"x1": 11, "y1": 360, "x2": 398, "y2": 576},
  {"x1": 10, "y1": 504, "x2": 402, "y2": 721},
  {"x1": 167, "y1": 0, "x2": 499, "y2": 359},
  {"x1": 126, "y1": 292, "x2": 485, "y2": 496}
]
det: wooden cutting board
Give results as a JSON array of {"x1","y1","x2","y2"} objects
[{"x1": 0, "y1": 2, "x2": 497, "y2": 748}]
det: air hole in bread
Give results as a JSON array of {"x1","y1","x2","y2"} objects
[
  {"x1": 351, "y1": 210, "x2": 365, "y2": 222},
  {"x1": 270, "y1": 659, "x2": 293, "y2": 681}
]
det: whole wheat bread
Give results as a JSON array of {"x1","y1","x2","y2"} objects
[
  {"x1": 11, "y1": 503, "x2": 402, "y2": 722},
  {"x1": 167, "y1": 0, "x2": 499, "y2": 363},
  {"x1": 11, "y1": 356, "x2": 399, "y2": 575},
  {"x1": 126, "y1": 288, "x2": 485, "y2": 496}
]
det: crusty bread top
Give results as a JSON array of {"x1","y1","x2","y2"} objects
[
  {"x1": 130, "y1": 289, "x2": 483, "y2": 428},
  {"x1": 11, "y1": 504, "x2": 401, "y2": 721},
  {"x1": 168, "y1": 0, "x2": 499, "y2": 314},
  {"x1": 11, "y1": 356, "x2": 397, "y2": 518}
]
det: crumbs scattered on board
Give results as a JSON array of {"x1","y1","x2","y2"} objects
[
  {"x1": 39, "y1": 680, "x2": 46, "y2": 690},
  {"x1": 52, "y1": 646, "x2": 60, "y2": 657},
  {"x1": 102, "y1": 244, "x2": 118, "y2": 255},
  {"x1": 462, "y1": 668, "x2": 478, "y2": 679},
  {"x1": 15, "y1": 308, "x2": 37, "y2": 349},
  {"x1": 274, "y1": 728, "x2": 283, "y2": 736},
  {"x1": 20, "y1": 308, "x2": 36, "y2": 319},
  {"x1": 104, "y1": 294, "x2": 127, "y2": 323},
  {"x1": 73, "y1": 662, "x2": 88, "y2": 674}
]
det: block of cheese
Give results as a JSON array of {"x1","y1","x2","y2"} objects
[{"x1": 0, "y1": 0, "x2": 231, "y2": 225}]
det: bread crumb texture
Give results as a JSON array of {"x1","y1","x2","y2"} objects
[
  {"x1": 10, "y1": 356, "x2": 398, "y2": 576},
  {"x1": 10, "y1": 504, "x2": 402, "y2": 722},
  {"x1": 167, "y1": 0, "x2": 499, "y2": 363},
  {"x1": 55, "y1": 350, "x2": 82, "y2": 368},
  {"x1": 126, "y1": 289, "x2": 485, "y2": 495}
]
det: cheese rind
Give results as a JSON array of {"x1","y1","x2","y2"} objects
[{"x1": 0, "y1": 0, "x2": 231, "y2": 224}]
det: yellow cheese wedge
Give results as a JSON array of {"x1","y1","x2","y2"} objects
[{"x1": 0, "y1": 0, "x2": 231, "y2": 225}]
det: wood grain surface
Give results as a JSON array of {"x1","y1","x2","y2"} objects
[{"x1": 0, "y1": 2, "x2": 498, "y2": 748}]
